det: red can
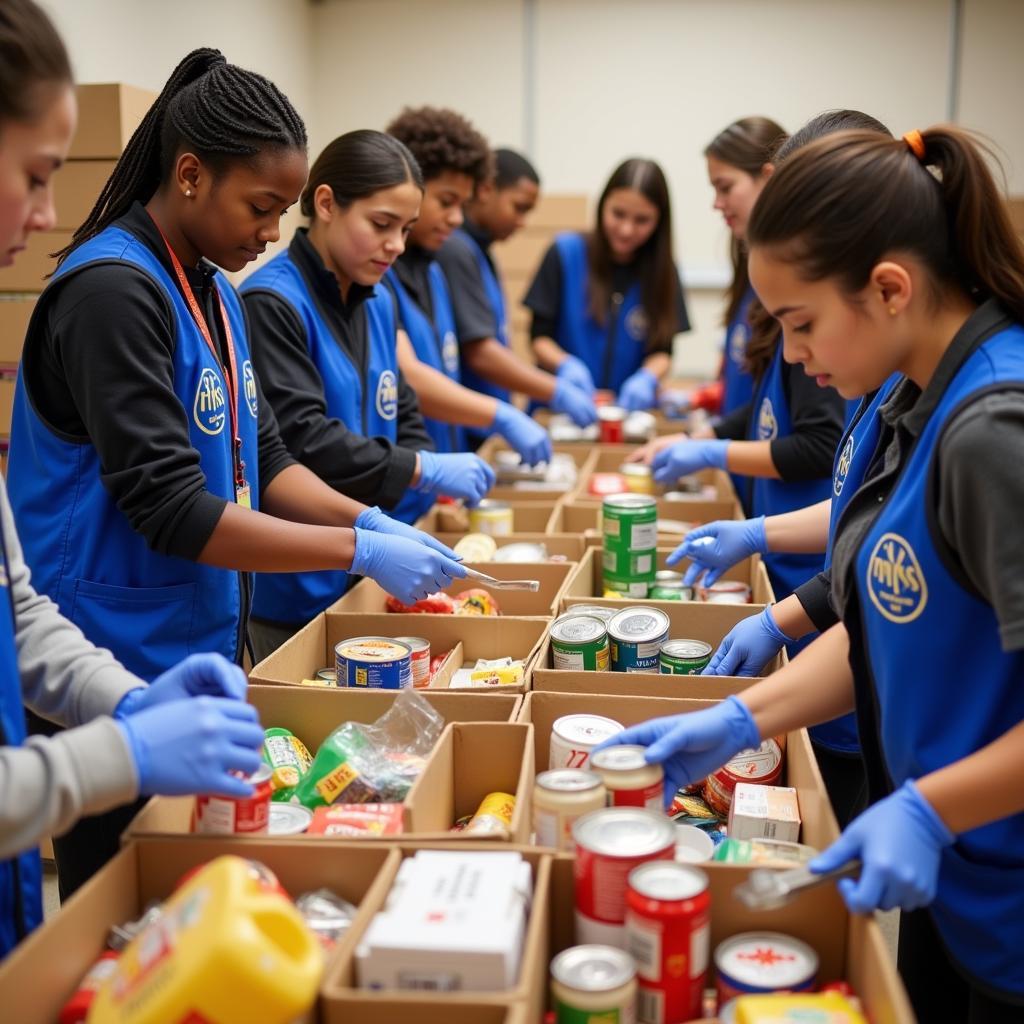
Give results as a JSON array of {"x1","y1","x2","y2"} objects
[
  {"x1": 626, "y1": 862, "x2": 711, "y2": 1023},
  {"x1": 59, "y1": 950, "x2": 120, "y2": 1024},
  {"x1": 703, "y1": 738, "x2": 783, "y2": 818},
  {"x1": 598, "y1": 405, "x2": 627, "y2": 444},
  {"x1": 194, "y1": 763, "x2": 272, "y2": 834}
]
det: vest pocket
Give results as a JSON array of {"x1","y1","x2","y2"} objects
[{"x1": 69, "y1": 578, "x2": 198, "y2": 682}]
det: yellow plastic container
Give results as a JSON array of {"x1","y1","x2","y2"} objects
[
  {"x1": 732, "y1": 991, "x2": 868, "y2": 1023},
  {"x1": 87, "y1": 855, "x2": 323, "y2": 1024}
]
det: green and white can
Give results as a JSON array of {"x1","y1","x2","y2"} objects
[
  {"x1": 551, "y1": 614, "x2": 610, "y2": 671},
  {"x1": 551, "y1": 945, "x2": 637, "y2": 1024},
  {"x1": 659, "y1": 639, "x2": 713, "y2": 675},
  {"x1": 602, "y1": 493, "x2": 658, "y2": 550},
  {"x1": 608, "y1": 607, "x2": 671, "y2": 672},
  {"x1": 602, "y1": 546, "x2": 656, "y2": 579},
  {"x1": 648, "y1": 569, "x2": 695, "y2": 602},
  {"x1": 602, "y1": 574, "x2": 652, "y2": 599}
]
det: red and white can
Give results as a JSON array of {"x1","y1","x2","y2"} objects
[
  {"x1": 703, "y1": 738, "x2": 783, "y2": 818},
  {"x1": 393, "y1": 636, "x2": 431, "y2": 689},
  {"x1": 626, "y1": 862, "x2": 710, "y2": 1024},
  {"x1": 590, "y1": 744, "x2": 664, "y2": 813},
  {"x1": 598, "y1": 405, "x2": 627, "y2": 444},
  {"x1": 194, "y1": 763, "x2": 272, "y2": 834},
  {"x1": 714, "y1": 931, "x2": 818, "y2": 1005},
  {"x1": 573, "y1": 807, "x2": 676, "y2": 950}
]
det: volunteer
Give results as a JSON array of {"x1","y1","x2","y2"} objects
[
  {"x1": 384, "y1": 106, "x2": 552, "y2": 469},
  {"x1": 524, "y1": 157, "x2": 691, "y2": 410},
  {"x1": 9, "y1": 48, "x2": 464, "y2": 894},
  {"x1": 0, "y1": 0, "x2": 266, "y2": 954},
  {"x1": 600, "y1": 125, "x2": 1024, "y2": 1020},
  {"x1": 436, "y1": 148, "x2": 597, "y2": 441}
]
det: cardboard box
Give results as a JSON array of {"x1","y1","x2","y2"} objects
[
  {"x1": 492, "y1": 229, "x2": 557, "y2": 278},
  {"x1": 52, "y1": 159, "x2": 117, "y2": 229},
  {"x1": 0, "y1": 377, "x2": 14, "y2": 436},
  {"x1": 318, "y1": 1002, "x2": 527, "y2": 1024},
  {"x1": 434, "y1": 531, "x2": 586, "y2": 563},
  {"x1": 70, "y1": 83, "x2": 156, "y2": 159},
  {"x1": 544, "y1": 501, "x2": 604, "y2": 544},
  {"x1": 474, "y1": 438, "x2": 598, "y2": 503},
  {"x1": 0, "y1": 230, "x2": 69, "y2": 292},
  {"x1": 512, "y1": 194, "x2": 589, "y2": 231},
  {"x1": 0, "y1": 296, "x2": 34, "y2": 364},
  {"x1": 416, "y1": 500, "x2": 557, "y2": 535}
]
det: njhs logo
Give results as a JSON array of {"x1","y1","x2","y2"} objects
[
  {"x1": 242, "y1": 359, "x2": 258, "y2": 418},
  {"x1": 625, "y1": 306, "x2": 649, "y2": 342},
  {"x1": 867, "y1": 532, "x2": 928, "y2": 623},
  {"x1": 441, "y1": 331, "x2": 460, "y2": 376},
  {"x1": 376, "y1": 370, "x2": 398, "y2": 420},
  {"x1": 834, "y1": 436, "x2": 854, "y2": 496},
  {"x1": 194, "y1": 367, "x2": 226, "y2": 435},
  {"x1": 728, "y1": 322, "x2": 748, "y2": 366},
  {"x1": 757, "y1": 397, "x2": 778, "y2": 440}
]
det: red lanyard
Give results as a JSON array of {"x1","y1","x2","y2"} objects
[{"x1": 151, "y1": 216, "x2": 247, "y2": 489}]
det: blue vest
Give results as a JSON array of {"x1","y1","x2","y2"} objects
[
  {"x1": 721, "y1": 287, "x2": 756, "y2": 416},
  {"x1": 853, "y1": 325, "x2": 1024, "y2": 994},
  {"x1": 0, "y1": 525, "x2": 43, "y2": 958},
  {"x1": 8, "y1": 228, "x2": 259, "y2": 681},
  {"x1": 241, "y1": 250, "x2": 400, "y2": 622},
  {"x1": 552, "y1": 232, "x2": 649, "y2": 392}
]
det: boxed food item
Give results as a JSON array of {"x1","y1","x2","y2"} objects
[{"x1": 728, "y1": 784, "x2": 802, "y2": 843}]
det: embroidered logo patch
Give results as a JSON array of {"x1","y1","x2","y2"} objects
[
  {"x1": 376, "y1": 369, "x2": 398, "y2": 420},
  {"x1": 728, "y1": 322, "x2": 749, "y2": 366},
  {"x1": 625, "y1": 306, "x2": 649, "y2": 341},
  {"x1": 834, "y1": 436, "x2": 855, "y2": 496},
  {"x1": 866, "y1": 532, "x2": 928, "y2": 623},
  {"x1": 242, "y1": 359, "x2": 258, "y2": 418},
  {"x1": 441, "y1": 331, "x2": 460, "y2": 376},
  {"x1": 757, "y1": 397, "x2": 778, "y2": 441},
  {"x1": 194, "y1": 367, "x2": 226, "y2": 435}
]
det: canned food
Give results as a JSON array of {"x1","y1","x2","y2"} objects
[
  {"x1": 626, "y1": 862, "x2": 711, "y2": 1023},
  {"x1": 462, "y1": 791, "x2": 516, "y2": 837},
  {"x1": 699, "y1": 580, "x2": 752, "y2": 604},
  {"x1": 573, "y1": 807, "x2": 677, "y2": 948},
  {"x1": 659, "y1": 640, "x2": 713, "y2": 675},
  {"x1": 533, "y1": 769, "x2": 606, "y2": 852},
  {"x1": 621, "y1": 462, "x2": 656, "y2": 495},
  {"x1": 714, "y1": 932, "x2": 818, "y2": 1004},
  {"x1": 551, "y1": 614, "x2": 610, "y2": 671},
  {"x1": 703, "y1": 738, "x2": 784, "y2": 817},
  {"x1": 602, "y1": 494, "x2": 658, "y2": 551},
  {"x1": 261, "y1": 727, "x2": 313, "y2": 800},
  {"x1": 194, "y1": 764, "x2": 272, "y2": 835},
  {"x1": 550, "y1": 713, "x2": 624, "y2": 770},
  {"x1": 393, "y1": 636, "x2": 430, "y2": 689},
  {"x1": 590, "y1": 744, "x2": 663, "y2": 813},
  {"x1": 624, "y1": 411, "x2": 658, "y2": 444},
  {"x1": 648, "y1": 570, "x2": 695, "y2": 602},
  {"x1": 268, "y1": 802, "x2": 313, "y2": 836},
  {"x1": 602, "y1": 545, "x2": 656, "y2": 579},
  {"x1": 567, "y1": 603, "x2": 618, "y2": 624},
  {"x1": 598, "y1": 405, "x2": 627, "y2": 444},
  {"x1": 493, "y1": 541, "x2": 548, "y2": 562},
  {"x1": 468, "y1": 499, "x2": 514, "y2": 536},
  {"x1": 315, "y1": 667, "x2": 337, "y2": 684},
  {"x1": 608, "y1": 607, "x2": 671, "y2": 672},
  {"x1": 602, "y1": 573, "x2": 651, "y2": 599},
  {"x1": 335, "y1": 637, "x2": 412, "y2": 690},
  {"x1": 453, "y1": 532, "x2": 498, "y2": 561},
  {"x1": 551, "y1": 945, "x2": 637, "y2": 1024}
]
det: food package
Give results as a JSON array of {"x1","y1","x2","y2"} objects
[
  {"x1": 295, "y1": 889, "x2": 359, "y2": 950},
  {"x1": 306, "y1": 803, "x2": 405, "y2": 838},
  {"x1": 261, "y1": 728, "x2": 313, "y2": 802},
  {"x1": 384, "y1": 589, "x2": 501, "y2": 616},
  {"x1": 455, "y1": 588, "x2": 501, "y2": 616}
]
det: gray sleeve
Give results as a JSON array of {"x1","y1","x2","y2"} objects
[
  {"x1": 937, "y1": 391, "x2": 1024, "y2": 651},
  {"x1": 435, "y1": 237, "x2": 500, "y2": 344}
]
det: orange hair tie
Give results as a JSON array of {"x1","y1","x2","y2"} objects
[{"x1": 903, "y1": 129, "x2": 926, "y2": 161}]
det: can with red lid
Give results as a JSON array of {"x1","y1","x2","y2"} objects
[
  {"x1": 625, "y1": 862, "x2": 710, "y2": 1024},
  {"x1": 573, "y1": 807, "x2": 676, "y2": 949},
  {"x1": 194, "y1": 763, "x2": 273, "y2": 834},
  {"x1": 702, "y1": 739, "x2": 783, "y2": 818},
  {"x1": 590, "y1": 744, "x2": 664, "y2": 813},
  {"x1": 598, "y1": 406, "x2": 627, "y2": 443}
]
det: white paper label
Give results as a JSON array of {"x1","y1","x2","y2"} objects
[
  {"x1": 534, "y1": 808, "x2": 558, "y2": 848},
  {"x1": 626, "y1": 914, "x2": 661, "y2": 981},
  {"x1": 552, "y1": 647, "x2": 585, "y2": 670},
  {"x1": 636, "y1": 984, "x2": 664, "y2": 1024},
  {"x1": 631, "y1": 522, "x2": 657, "y2": 548},
  {"x1": 691, "y1": 921, "x2": 710, "y2": 977}
]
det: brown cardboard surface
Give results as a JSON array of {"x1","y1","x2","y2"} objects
[
  {"x1": 416, "y1": 500, "x2": 559, "y2": 535},
  {"x1": 322, "y1": 1001, "x2": 524, "y2": 1024},
  {"x1": 71, "y1": 83, "x2": 156, "y2": 158},
  {"x1": 0, "y1": 296, "x2": 34, "y2": 363},
  {"x1": 0, "y1": 230, "x2": 68, "y2": 291},
  {"x1": 544, "y1": 501, "x2": 603, "y2": 543},
  {"x1": 433, "y1": 531, "x2": 586, "y2": 562},
  {"x1": 52, "y1": 159, "x2": 117, "y2": 228},
  {"x1": 476, "y1": 437, "x2": 598, "y2": 503},
  {"x1": 0, "y1": 377, "x2": 14, "y2": 436},
  {"x1": 509, "y1": 194, "x2": 589, "y2": 230}
]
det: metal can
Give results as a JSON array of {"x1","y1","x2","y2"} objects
[
  {"x1": 648, "y1": 570, "x2": 695, "y2": 602},
  {"x1": 534, "y1": 769, "x2": 607, "y2": 852},
  {"x1": 590, "y1": 745, "x2": 663, "y2": 813},
  {"x1": 603, "y1": 573, "x2": 651, "y2": 599},
  {"x1": 550, "y1": 713, "x2": 624, "y2": 770},
  {"x1": 551, "y1": 945, "x2": 637, "y2": 1024},
  {"x1": 573, "y1": 807, "x2": 677, "y2": 948},
  {"x1": 393, "y1": 635, "x2": 430, "y2": 689},
  {"x1": 703, "y1": 739, "x2": 784, "y2": 817},
  {"x1": 194, "y1": 763, "x2": 272, "y2": 835},
  {"x1": 602, "y1": 494, "x2": 658, "y2": 551},
  {"x1": 462, "y1": 791, "x2": 516, "y2": 837},
  {"x1": 602, "y1": 545, "x2": 656, "y2": 580},
  {"x1": 551, "y1": 614, "x2": 610, "y2": 671},
  {"x1": 699, "y1": 580, "x2": 752, "y2": 604},
  {"x1": 335, "y1": 636, "x2": 412, "y2": 689},
  {"x1": 598, "y1": 405, "x2": 627, "y2": 444},
  {"x1": 714, "y1": 932, "x2": 818, "y2": 1004},
  {"x1": 608, "y1": 607, "x2": 670, "y2": 672},
  {"x1": 626, "y1": 862, "x2": 711, "y2": 1024},
  {"x1": 315, "y1": 667, "x2": 337, "y2": 684},
  {"x1": 268, "y1": 802, "x2": 313, "y2": 836},
  {"x1": 621, "y1": 462, "x2": 656, "y2": 495},
  {"x1": 659, "y1": 640, "x2": 713, "y2": 675},
  {"x1": 468, "y1": 498, "x2": 514, "y2": 536},
  {"x1": 567, "y1": 603, "x2": 618, "y2": 624},
  {"x1": 493, "y1": 541, "x2": 548, "y2": 562}
]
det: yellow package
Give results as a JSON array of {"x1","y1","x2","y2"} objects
[
  {"x1": 733, "y1": 991, "x2": 868, "y2": 1023},
  {"x1": 469, "y1": 662, "x2": 525, "y2": 686}
]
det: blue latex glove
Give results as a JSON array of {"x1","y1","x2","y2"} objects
[
  {"x1": 114, "y1": 653, "x2": 248, "y2": 719},
  {"x1": 550, "y1": 377, "x2": 598, "y2": 428},
  {"x1": 591, "y1": 695, "x2": 760, "y2": 806},
  {"x1": 492, "y1": 402, "x2": 552, "y2": 467},
  {"x1": 117, "y1": 696, "x2": 264, "y2": 797},
  {"x1": 556, "y1": 355, "x2": 596, "y2": 396},
  {"x1": 668, "y1": 516, "x2": 768, "y2": 587},
  {"x1": 352, "y1": 527, "x2": 467, "y2": 604},
  {"x1": 417, "y1": 450, "x2": 495, "y2": 506},
  {"x1": 617, "y1": 368, "x2": 659, "y2": 412},
  {"x1": 651, "y1": 438, "x2": 730, "y2": 484},
  {"x1": 809, "y1": 780, "x2": 954, "y2": 914},
  {"x1": 703, "y1": 606, "x2": 793, "y2": 677},
  {"x1": 354, "y1": 505, "x2": 461, "y2": 561}
]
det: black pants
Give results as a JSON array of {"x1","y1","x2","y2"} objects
[
  {"x1": 811, "y1": 742, "x2": 868, "y2": 829},
  {"x1": 898, "y1": 908, "x2": 1024, "y2": 1023}
]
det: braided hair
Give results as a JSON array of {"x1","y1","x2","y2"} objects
[{"x1": 58, "y1": 47, "x2": 306, "y2": 264}]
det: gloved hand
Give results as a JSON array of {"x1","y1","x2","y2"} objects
[
  {"x1": 492, "y1": 401, "x2": 552, "y2": 467},
  {"x1": 591, "y1": 695, "x2": 760, "y2": 806},
  {"x1": 551, "y1": 377, "x2": 598, "y2": 428},
  {"x1": 668, "y1": 516, "x2": 768, "y2": 587},
  {"x1": 809, "y1": 780, "x2": 954, "y2": 914},
  {"x1": 416, "y1": 450, "x2": 495, "y2": 506},
  {"x1": 352, "y1": 527, "x2": 467, "y2": 604},
  {"x1": 556, "y1": 355, "x2": 596, "y2": 395},
  {"x1": 703, "y1": 606, "x2": 792, "y2": 677},
  {"x1": 354, "y1": 505, "x2": 461, "y2": 561},
  {"x1": 651, "y1": 439, "x2": 730, "y2": 484},
  {"x1": 117, "y1": 696, "x2": 264, "y2": 797},
  {"x1": 618, "y1": 368, "x2": 659, "y2": 412},
  {"x1": 114, "y1": 653, "x2": 248, "y2": 719}
]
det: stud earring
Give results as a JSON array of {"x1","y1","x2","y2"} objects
[
  {"x1": 185, "y1": 189, "x2": 192, "y2": 197},
  {"x1": 889, "y1": 307, "x2": 897, "y2": 316}
]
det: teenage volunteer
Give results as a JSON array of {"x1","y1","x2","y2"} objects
[
  {"x1": 524, "y1": 158, "x2": 690, "y2": 411},
  {"x1": 437, "y1": 148, "x2": 598, "y2": 440},
  {"x1": 0, "y1": 0, "x2": 267, "y2": 954},
  {"x1": 384, "y1": 106, "x2": 551, "y2": 469},
  {"x1": 599, "y1": 125, "x2": 1024, "y2": 1021},
  {"x1": 9, "y1": 49, "x2": 464, "y2": 894}
]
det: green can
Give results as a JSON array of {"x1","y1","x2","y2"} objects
[
  {"x1": 648, "y1": 569, "x2": 696, "y2": 602},
  {"x1": 601, "y1": 573, "x2": 650, "y2": 599},
  {"x1": 602, "y1": 493, "x2": 657, "y2": 550},
  {"x1": 566, "y1": 604, "x2": 617, "y2": 624},
  {"x1": 601, "y1": 546, "x2": 655, "y2": 579},
  {"x1": 550, "y1": 614, "x2": 610, "y2": 671},
  {"x1": 659, "y1": 639, "x2": 713, "y2": 675}
]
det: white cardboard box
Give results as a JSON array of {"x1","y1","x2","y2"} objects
[{"x1": 728, "y1": 783, "x2": 802, "y2": 842}]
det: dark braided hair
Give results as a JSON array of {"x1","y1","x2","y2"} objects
[{"x1": 58, "y1": 47, "x2": 306, "y2": 264}]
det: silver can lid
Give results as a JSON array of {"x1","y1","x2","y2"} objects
[
  {"x1": 552, "y1": 614, "x2": 607, "y2": 645},
  {"x1": 621, "y1": 462, "x2": 652, "y2": 477},
  {"x1": 536, "y1": 769, "x2": 604, "y2": 794},
  {"x1": 551, "y1": 944, "x2": 636, "y2": 992},
  {"x1": 553, "y1": 714, "x2": 624, "y2": 747},
  {"x1": 603, "y1": 492, "x2": 657, "y2": 511},
  {"x1": 654, "y1": 570, "x2": 683, "y2": 584},
  {"x1": 268, "y1": 803, "x2": 313, "y2": 835},
  {"x1": 628, "y1": 861, "x2": 708, "y2": 901},
  {"x1": 608, "y1": 607, "x2": 671, "y2": 644},
  {"x1": 475, "y1": 498, "x2": 511, "y2": 512},
  {"x1": 589, "y1": 744, "x2": 649, "y2": 773},
  {"x1": 248, "y1": 762, "x2": 273, "y2": 785},
  {"x1": 661, "y1": 639, "x2": 713, "y2": 660},
  {"x1": 714, "y1": 931, "x2": 819, "y2": 988},
  {"x1": 566, "y1": 604, "x2": 617, "y2": 623},
  {"x1": 572, "y1": 807, "x2": 676, "y2": 857}
]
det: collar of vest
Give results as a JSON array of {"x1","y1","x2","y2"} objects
[{"x1": 289, "y1": 228, "x2": 377, "y2": 318}]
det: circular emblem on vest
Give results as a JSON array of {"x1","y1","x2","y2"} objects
[
  {"x1": 757, "y1": 397, "x2": 778, "y2": 441},
  {"x1": 728, "y1": 322, "x2": 749, "y2": 366},
  {"x1": 866, "y1": 531, "x2": 928, "y2": 624},
  {"x1": 242, "y1": 360, "x2": 259, "y2": 418},
  {"x1": 376, "y1": 369, "x2": 399, "y2": 420},
  {"x1": 625, "y1": 306, "x2": 649, "y2": 342},
  {"x1": 834, "y1": 436, "x2": 854, "y2": 496},
  {"x1": 194, "y1": 366, "x2": 227, "y2": 436},
  {"x1": 442, "y1": 331, "x2": 460, "y2": 376}
]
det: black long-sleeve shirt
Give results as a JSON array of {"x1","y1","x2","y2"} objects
[{"x1": 243, "y1": 229, "x2": 433, "y2": 510}]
